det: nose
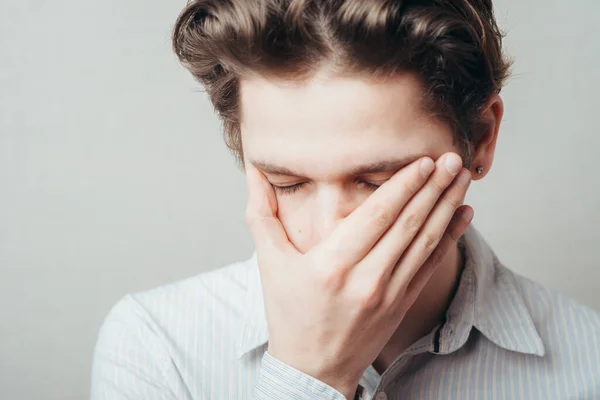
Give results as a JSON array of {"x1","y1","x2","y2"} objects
[{"x1": 312, "y1": 186, "x2": 356, "y2": 243}]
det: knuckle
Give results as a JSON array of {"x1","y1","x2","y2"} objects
[
  {"x1": 394, "y1": 286, "x2": 408, "y2": 303},
  {"x1": 429, "y1": 176, "x2": 448, "y2": 195},
  {"x1": 440, "y1": 192, "x2": 463, "y2": 210},
  {"x1": 316, "y1": 266, "x2": 346, "y2": 291},
  {"x1": 369, "y1": 204, "x2": 393, "y2": 229},
  {"x1": 383, "y1": 281, "x2": 403, "y2": 309},
  {"x1": 355, "y1": 283, "x2": 384, "y2": 309},
  {"x1": 400, "y1": 213, "x2": 423, "y2": 234},
  {"x1": 381, "y1": 291, "x2": 397, "y2": 310},
  {"x1": 427, "y1": 246, "x2": 446, "y2": 269},
  {"x1": 423, "y1": 232, "x2": 441, "y2": 253},
  {"x1": 403, "y1": 176, "x2": 422, "y2": 195}
]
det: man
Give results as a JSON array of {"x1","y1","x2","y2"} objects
[{"x1": 91, "y1": 0, "x2": 600, "y2": 399}]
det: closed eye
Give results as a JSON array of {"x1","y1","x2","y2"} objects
[
  {"x1": 358, "y1": 181, "x2": 381, "y2": 191},
  {"x1": 271, "y1": 180, "x2": 382, "y2": 195},
  {"x1": 271, "y1": 182, "x2": 306, "y2": 195}
]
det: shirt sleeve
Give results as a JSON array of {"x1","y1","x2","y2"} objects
[
  {"x1": 253, "y1": 351, "x2": 353, "y2": 400},
  {"x1": 90, "y1": 295, "x2": 189, "y2": 400}
]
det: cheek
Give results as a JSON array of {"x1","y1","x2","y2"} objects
[{"x1": 276, "y1": 196, "x2": 315, "y2": 252}]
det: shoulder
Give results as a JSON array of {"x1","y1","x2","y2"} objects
[
  {"x1": 92, "y1": 257, "x2": 254, "y2": 397},
  {"x1": 502, "y1": 265, "x2": 600, "y2": 371},
  {"x1": 94, "y1": 256, "x2": 254, "y2": 363},
  {"x1": 508, "y1": 268, "x2": 600, "y2": 333},
  {"x1": 130, "y1": 256, "x2": 253, "y2": 324}
]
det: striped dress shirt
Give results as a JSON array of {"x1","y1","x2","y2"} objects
[{"x1": 91, "y1": 226, "x2": 600, "y2": 399}]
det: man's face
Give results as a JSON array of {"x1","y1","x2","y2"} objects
[{"x1": 240, "y1": 71, "x2": 460, "y2": 253}]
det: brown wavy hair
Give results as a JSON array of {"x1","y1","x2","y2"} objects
[{"x1": 172, "y1": 0, "x2": 511, "y2": 167}]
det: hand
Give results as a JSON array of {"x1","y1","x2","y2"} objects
[{"x1": 245, "y1": 153, "x2": 473, "y2": 399}]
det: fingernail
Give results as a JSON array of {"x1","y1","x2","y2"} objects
[
  {"x1": 420, "y1": 157, "x2": 435, "y2": 178},
  {"x1": 445, "y1": 154, "x2": 462, "y2": 176},
  {"x1": 462, "y1": 207, "x2": 474, "y2": 223}
]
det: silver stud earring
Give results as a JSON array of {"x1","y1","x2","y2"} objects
[{"x1": 476, "y1": 166, "x2": 484, "y2": 174}]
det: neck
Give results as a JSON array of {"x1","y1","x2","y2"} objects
[{"x1": 373, "y1": 242, "x2": 465, "y2": 374}]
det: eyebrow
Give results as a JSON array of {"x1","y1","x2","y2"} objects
[{"x1": 249, "y1": 155, "x2": 422, "y2": 177}]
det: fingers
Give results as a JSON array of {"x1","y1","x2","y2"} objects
[
  {"x1": 362, "y1": 153, "x2": 464, "y2": 277},
  {"x1": 315, "y1": 157, "x2": 435, "y2": 267},
  {"x1": 386, "y1": 167, "x2": 472, "y2": 298},
  {"x1": 245, "y1": 163, "x2": 296, "y2": 255},
  {"x1": 401, "y1": 205, "x2": 473, "y2": 305}
]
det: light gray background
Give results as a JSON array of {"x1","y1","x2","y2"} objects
[{"x1": 1, "y1": 0, "x2": 599, "y2": 399}]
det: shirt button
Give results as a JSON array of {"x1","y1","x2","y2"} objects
[{"x1": 375, "y1": 392, "x2": 388, "y2": 400}]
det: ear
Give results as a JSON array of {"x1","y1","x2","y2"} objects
[{"x1": 470, "y1": 94, "x2": 504, "y2": 181}]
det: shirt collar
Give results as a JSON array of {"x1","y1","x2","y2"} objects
[
  {"x1": 236, "y1": 225, "x2": 545, "y2": 359},
  {"x1": 437, "y1": 225, "x2": 545, "y2": 356}
]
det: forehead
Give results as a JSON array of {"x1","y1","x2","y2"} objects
[{"x1": 239, "y1": 72, "x2": 453, "y2": 177}]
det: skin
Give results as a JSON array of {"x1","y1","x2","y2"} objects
[{"x1": 240, "y1": 69, "x2": 503, "y2": 398}]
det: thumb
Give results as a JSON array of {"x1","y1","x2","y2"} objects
[{"x1": 245, "y1": 164, "x2": 294, "y2": 256}]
